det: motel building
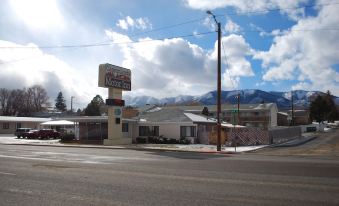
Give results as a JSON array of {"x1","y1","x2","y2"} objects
[{"x1": 0, "y1": 102, "x2": 277, "y2": 142}]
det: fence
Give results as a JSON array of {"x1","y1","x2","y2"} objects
[
  {"x1": 268, "y1": 126, "x2": 301, "y2": 144},
  {"x1": 226, "y1": 128, "x2": 269, "y2": 146}
]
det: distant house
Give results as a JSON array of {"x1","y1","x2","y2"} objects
[{"x1": 162, "y1": 103, "x2": 278, "y2": 129}]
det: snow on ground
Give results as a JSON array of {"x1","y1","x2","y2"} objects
[
  {"x1": 134, "y1": 144, "x2": 268, "y2": 153},
  {"x1": 0, "y1": 134, "x2": 268, "y2": 153},
  {"x1": 0, "y1": 135, "x2": 60, "y2": 145}
]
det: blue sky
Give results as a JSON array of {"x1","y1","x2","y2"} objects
[{"x1": 0, "y1": 0, "x2": 338, "y2": 109}]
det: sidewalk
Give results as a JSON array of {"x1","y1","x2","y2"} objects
[{"x1": 0, "y1": 135, "x2": 267, "y2": 153}]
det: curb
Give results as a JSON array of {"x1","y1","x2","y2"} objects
[{"x1": 0, "y1": 142, "x2": 236, "y2": 155}]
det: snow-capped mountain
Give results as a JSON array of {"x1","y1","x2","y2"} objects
[{"x1": 123, "y1": 90, "x2": 339, "y2": 109}]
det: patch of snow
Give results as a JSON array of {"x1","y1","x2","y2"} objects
[
  {"x1": 147, "y1": 107, "x2": 162, "y2": 113},
  {"x1": 243, "y1": 89, "x2": 256, "y2": 96},
  {"x1": 202, "y1": 92, "x2": 213, "y2": 99}
]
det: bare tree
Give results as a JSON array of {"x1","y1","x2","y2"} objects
[
  {"x1": 0, "y1": 85, "x2": 50, "y2": 116},
  {"x1": 0, "y1": 88, "x2": 10, "y2": 115}
]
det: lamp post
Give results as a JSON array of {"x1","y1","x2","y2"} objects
[
  {"x1": 207, "y1": 10, "x2": 222, "y2": 151},
  {"x1": 71, "y1": 96, "x2": 75, "y2": 113}
]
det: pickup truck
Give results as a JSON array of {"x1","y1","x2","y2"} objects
[
  {"x1": 14, "y1": 128, "x2": 32, "y2": 138},
  {"x1": 37, "y1": 129, "x2": 61, "y2": 139}
]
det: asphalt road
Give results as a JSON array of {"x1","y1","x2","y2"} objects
[{"x1": 1, "y1": 144, "x2": 339, "y2": 206}]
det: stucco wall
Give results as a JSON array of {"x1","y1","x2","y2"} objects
[{"x1": 136, "y1": 122, "x2": 196, "y2": 140}]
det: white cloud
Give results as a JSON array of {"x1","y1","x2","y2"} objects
[
  {"x1": 254, "y1": 2, "x2": 339, "y2": 95},
  {"x1": 9, "y1": 0, "x2": 65, "y2": 31},
  {"x1": 211, "y1": 34, "x2": 254, "y2": 77},
  {"x1": 0, "y1": 40, "x2": 106, "y2": 109},
  {"x1": 224, "y1": 19, "x2": 241, "y2": 33},
  {"x1": 105, "y1": 30, "x2": 254, "y2": 97},
  {"x1": 185, "y1": 0, "x2": 308, "y2": 20},
  {"x1": 116, "y1": 16, "x2": 152, "y2": 30}
]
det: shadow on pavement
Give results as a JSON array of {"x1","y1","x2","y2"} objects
[{"x1": 143, "y1": 150, "x2": 231, "y2": 160}]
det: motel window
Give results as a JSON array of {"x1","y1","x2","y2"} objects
[
  {"x1": 3, "y1": 123, "x2": 9, "y2": 130},
  {"x1": 139, "y1": 126, "x2": 159, "y2": 136},
  {"x1": 122, "y1": 123, "x2": 129, "y2": 133},
  {"x1": 16, "y1": 123, "x2": 22, "y2": 129},
  {"x1": 180, "y1": 126, "x2": 196, "y2": 138}
]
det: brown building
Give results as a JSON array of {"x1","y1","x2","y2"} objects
[{"x1": 278, "y1": 110, "x2": 311, "y2": 126}]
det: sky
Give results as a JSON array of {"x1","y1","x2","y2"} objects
[{"x1": 0, "y1": 0, "x2": 339, "y2": 109}]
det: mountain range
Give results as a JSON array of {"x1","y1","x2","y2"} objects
[{"x1": 123, "y1": 90, "x2": 339, "y2": 109}]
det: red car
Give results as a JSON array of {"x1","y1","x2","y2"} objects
[
  {"x1": 37, "y1": 129, "x2": 61, "y2": 139},
  {"x1": 25, "y1": 130, "x2": 39, "y2": 139}
]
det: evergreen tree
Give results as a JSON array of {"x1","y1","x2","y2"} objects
[
  {"x1": 55, "y1": 91, "x2": 67, "y2": 112},
  {"x1": 309, "y1": 91, "x2": 338, "y2": 123},
  {"x1": 202, "y1": 106, "x2": 209, "y2": 116},
  {"x1": 324, "y1": 91, "x2": 339, "y2": 122},
  {"x1": 84, "y1": 95, "x2": 104, "y2": 116}
]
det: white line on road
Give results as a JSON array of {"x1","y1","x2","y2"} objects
[{"x1": 0, "y1": 171, "x2": 16, "y2": 176}]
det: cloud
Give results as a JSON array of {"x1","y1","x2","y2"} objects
[
  {"x1": 254, "y1": 2, "x2": 339, "y2": 95},
  {"x1": 210, "y1": 34, "x2": 254, "y2": 77},
  {"x1": 0, "y1": 40, "x2": 106, "y2": 109},
  {"x1": 184, "y1": 0, "x2": 308, "y2": 20},
  {"x1": 105, "y1": 30, "x2": 255, "y2": 97},
  {"x1": 116, "y1": 16, "x2": 152, "y2": 30},
  {"x1": 9, "y1": 0, "x2": 65, "y2": 32},
  {"x1": 224, "y1": 18, "x2": 241, "y2": 33}
]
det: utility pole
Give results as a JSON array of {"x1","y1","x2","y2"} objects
[
  {"x1": 237, "y1": 93, "x2": 240, "y2": 125},
  {"x1": 207, "y1": 11, "x2": 222, "y2": 151},
  {"x1": 71, "y1": 96, "x2": 75, "y2": 113},
  {"x1": 291, "y1": 91, "x2": 294, "y2": 126}
]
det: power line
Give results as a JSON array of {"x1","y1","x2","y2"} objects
[
  {"x1": 0, "y1": 31, "x2": 215, "y2": 65},
  {"x1": 0, "y1": 31, "x2": 215, "y2": 50},
  {"x1": 1, "y1": 1, "x2": 338, "y2": 50},
  {"x1": 128, "y1": 1, "x2": 339, "y2": 38}
]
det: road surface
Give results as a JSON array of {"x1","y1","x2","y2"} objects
[{"x1": 0, "y1": 144, "x2": 339, "y2": 206}]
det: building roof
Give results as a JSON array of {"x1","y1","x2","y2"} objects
[
  {"x1": 184, "y1": 113, "x2": 216, "y2": 124},
  {"x1": 41, "y1": 120, "x2": 74, "y2": 125},
  {"x1": 54, "y1": 116, "x2": 137, "y2": 123},
  {"x1": 163, "y1": 103, "x2": 277, "y2": 112},
  {"x1": 138, "y1": 107, "x2": 191, "y2": 123},
  {"x1": 0, "y1": 116, "x2": 51, "y2": 122}
]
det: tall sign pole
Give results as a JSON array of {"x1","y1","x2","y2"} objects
[
  {"x1": 98, "y1": 63, "x2": 132, "y2": 145},
  {"x1": 207, "y1": 11, "x2": 222, "y2": 151}
]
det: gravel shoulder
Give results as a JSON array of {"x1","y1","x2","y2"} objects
[{"x1": 254, "y1": 128, "x2": 339, "y2": 157}]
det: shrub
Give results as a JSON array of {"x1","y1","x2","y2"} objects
[
  {"x1": 136, "y1": 137, "x2": 147, "y2": 144},
  {"x1": 61, "y1": 133, "x2": 75, "y2": 142},
  {"x1": 167, "y1": 138, "x2": 178, "y2": 144},
  {"x1": 179, "y1": 137, "x2": 191, "y2": 145}
]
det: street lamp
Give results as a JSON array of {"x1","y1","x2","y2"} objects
[
  {"x1": 71, "y1": 96, "x2": 75, "y2": 113},
  {"x1": 207, "y1": 10, "x2": 222, "y2": 151}
]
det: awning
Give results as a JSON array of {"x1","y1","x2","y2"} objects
[{"x1": 41, "y1": 120, "x2": 74, "y2": 126}]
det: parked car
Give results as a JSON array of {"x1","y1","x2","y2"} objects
[
  {"x1": 37, "y1": 129, "x2": 61, "y2": 139},
  {"x1": 14, "y1": 128, "x2": 32, "y2": 138},
  {"x1": 25, "y1": 130, "x2": 39, "y2": 139}
]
